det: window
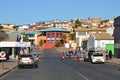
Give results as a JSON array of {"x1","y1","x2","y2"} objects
[
  {"x1": 56, "y1": 33, "x2": 59, "y2": 38},
  {"x1": 78, "y1": 32, "x2": 86, "y2": 36},
  {"x1": 52, "y1": 40, "x2": 54, "y2": 45},
  {"x1": 47, "y1": 33, "x2": 50, "y2": 38},
  {"x1": 52, "y1": 33, "x2": 54, "y2": 38},
  {"x1": 93, "y1": 53, "x2": 103, "y2": 56},
  {"x1": 28, "y1": 34, "x2": 35, "y2": 37}
]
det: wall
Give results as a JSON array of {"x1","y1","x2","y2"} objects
[{"x1": 95, "y1": 40, "x2": 114, "y2": 50}]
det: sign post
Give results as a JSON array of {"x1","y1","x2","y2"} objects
[{"x1": 0, "y1": 51, "x2": 6, "y2": 69}]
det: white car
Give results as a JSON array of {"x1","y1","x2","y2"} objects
[{"x1": 91, "y1": 52, "x2": 105, "y2": 63}]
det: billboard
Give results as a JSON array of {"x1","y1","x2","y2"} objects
[{"x1": 0, "y1": 42, "x2": 31, "y2": 47}]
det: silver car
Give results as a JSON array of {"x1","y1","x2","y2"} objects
[{"x1": 18, "y1": 53, "x2": 38, "y2": 69}]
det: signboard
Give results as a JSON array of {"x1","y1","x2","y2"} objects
[
  {"x1": 0, "y1": 42, "x2": 31, "y2": 47},
  {"x1": 0, "y1": 51, "x2": 6, "y2": 60}
]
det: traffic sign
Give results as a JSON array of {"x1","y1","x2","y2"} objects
[{"x1": 0, "y1": 51, "x2": 6, "y2": 60}]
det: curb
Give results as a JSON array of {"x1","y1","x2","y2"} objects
[
  {"x1": 105, "y1": 61, "x2": 120, "y2": 65},
  {"x1": 0, "y1": 66, "x2": 17, "y2": 77}
]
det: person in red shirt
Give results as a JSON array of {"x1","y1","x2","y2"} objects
[{"x1": 61, "y1": 52, "x2": 65, "y2": 60}]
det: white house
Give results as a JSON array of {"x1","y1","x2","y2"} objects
[
  {"x1": 87, "y1": 32, "x2": 114, "y2": 51},
  {"x1": 73, "y1": 28, "x2": 106, "y2": 49}
]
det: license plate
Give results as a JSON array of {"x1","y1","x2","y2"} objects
[
  {"x1": 23, "y1": 62, "x2": 28, "y2": 64},
  {"x1": 97, "y1": 59, "x2": 101, "y2": 62}
]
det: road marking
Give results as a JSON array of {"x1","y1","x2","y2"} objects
[
  {"x1": 58, "y1": 59, "x2": 89, "y2": 80},
  {"x1": 75, "y1": 71, "x2": 89, "y2": 80},
  {"x1": 68, "y1": 66, "x2": 89, "y2": 80}
]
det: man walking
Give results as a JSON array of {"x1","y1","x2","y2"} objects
[{"x1": 109, "y1": 50, "x2": 112, "y2": 59}]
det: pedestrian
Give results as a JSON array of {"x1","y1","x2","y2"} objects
[
  {"x1": 61, "y1": 51, "x2": 65, "y2": 60},
  {"x1": 109, "y1": 50, "x2": 112, "y2": 59},
  {"x1": 105, "y1": 50, "x2": 109, "y2": 60},
  {"x1": 76, "y1": 50, "x2": 81, "y2": 61}
]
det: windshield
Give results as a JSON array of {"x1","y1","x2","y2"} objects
[{"x1": 93, "y1": 53, "x2": 103, "y2": 56}]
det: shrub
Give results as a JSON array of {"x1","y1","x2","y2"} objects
[{"x1": 55, "y1": 41, "x2": 62, "y2": 47}]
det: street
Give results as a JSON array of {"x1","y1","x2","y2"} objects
[{"x1": 0, "y1": 48, "x2": 120, "y2": 80}]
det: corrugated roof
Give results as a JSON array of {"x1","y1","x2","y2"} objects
[
  {"x1": 93, "y1": 33, "x2": 114, "y2": 40},
  {"x1": 39, "y1": 27, "x2": 70, "y2": 32}
]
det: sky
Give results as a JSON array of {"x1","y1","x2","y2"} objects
[{"x1": 0, "y1": 0, "x2": 120, "y2": 25}]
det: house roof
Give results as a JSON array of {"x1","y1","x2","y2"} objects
[
  {"x1": 73, "y1": 28, "x2": 106, "y2": 32},
  {"x1": 39, "y1": 27, "x2": 70, "y2": 32},
  {"x1": 93, "y1": 33, "x2": 114, "y2": 40}
]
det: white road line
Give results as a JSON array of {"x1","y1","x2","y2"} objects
[
  {"x1": 58, "y1": 59, "x2": 89, "y2": 80},
  {"x1": 68, "y1": 66, "x2": 89, "y2": 80},
  {"x1": 75, "y1": 71, "x2": 89, "y2": 80}
]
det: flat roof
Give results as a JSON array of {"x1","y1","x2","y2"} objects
[{"x1": 39, "y1": 27, "x2": 70, "y2": 32}]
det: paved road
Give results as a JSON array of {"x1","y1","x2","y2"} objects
[{"x1": 0, "y1": 48, "x2": 120, "y2": 80}]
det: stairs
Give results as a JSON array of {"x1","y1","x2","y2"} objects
[{"x1": 41, "y1": 43, "x2": 54, "y2": 49}]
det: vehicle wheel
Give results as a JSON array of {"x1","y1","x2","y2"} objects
[
  {"x1": 102, "y1": 62, "x2": 105, "y2": 64},
  {"x1": 18, "y1": 66, "x2": 22, "y2": 69},
  {"x1": 35, "y1": 64, "x2": 38, "y2": 68},
  {"x1": 91, "y1": 61, "x2": 94, "y2": 64},
  {"x1": 33, "y1": 64, "x2": 36, "y2": 68}
]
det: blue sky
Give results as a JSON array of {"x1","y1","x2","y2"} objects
[{"x1": 0, "y1": 0, "x2": 119, "y2": 25}]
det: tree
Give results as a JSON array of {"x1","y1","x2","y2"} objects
[
  {"x1": 69, "y1": 32, "x2": 74, "y2": 40},
  {"x1": 100, "y1": 20, "x2": 109, "y2": 24},
  {"x1": 0, "y1": 25, "x2": 3, "y2": 30},
  {"x1": 39, "y1": 39, "x2": 44, "y2": 46},
  {"x1": 13, "y1": 25, "x2": 19, "y2": 30},
  {"x1": 61, "y1": 34, "x2": 66, "y2": 43},
  {"x1": 73, "y1": 19, "x2": 81, "y2": 28}
]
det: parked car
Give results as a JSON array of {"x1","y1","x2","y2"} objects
[
  {"x1": 18, "y1": 53, "x2": 38, "y2": 69},
  {"x1": 84, "y1": 50, "x2": 95, "y2": 62},
  {"x1": 91, "y1": 52, "x2": 105, "y2": 63}
]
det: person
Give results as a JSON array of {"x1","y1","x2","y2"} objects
[
  {"x1": 76, "y1": 50, "x2": 81, "y2": 61},
  {"x1": 105, "y1": 50, "x2": 109, "y2": 60},
  {"x1": 61, "y1": 51, "x2": 65, "y2": 60},
  {"x1": 109, "y1": 50, "x2": 112, "y2": 59}
]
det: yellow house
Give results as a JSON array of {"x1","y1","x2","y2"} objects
[{"x1": 1, "y1": 24, "x2": 15, "y2": 29}]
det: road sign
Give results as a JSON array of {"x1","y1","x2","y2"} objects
[{"x1": 0, "y1": 51, "x2": 6, "y2": 60}]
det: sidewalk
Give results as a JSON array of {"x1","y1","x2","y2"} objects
[
  {"x1": 106, "y1": 58, "x2": 120, "y2": 65},
  {"x1": 0, "y1": 59, "x2": 17, "y2": 77},
  {"x1": 57, "y1": 47, "x2": 120, "y2": 65}
]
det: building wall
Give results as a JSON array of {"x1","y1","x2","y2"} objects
[
  {"x1": 75, "y1": 31, "x2": 88, "y2": 47},
  {"x1": 95, "y1": 40, "x2": 114, "y2": 50}
]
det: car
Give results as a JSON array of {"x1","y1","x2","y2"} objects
[
  {"x1": 84, "y1": 50, "x2": 95, "y2": 62},
  {"x1": 91, "y1": 52, "x2": 105, "y2": 64},
  {"x1": 18, "y1": 53, "x2": 38, "y2": 69}
]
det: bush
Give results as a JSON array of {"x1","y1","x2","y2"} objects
[{"x1": 55, "y1": 41, "x2": 62, "y2": 47}]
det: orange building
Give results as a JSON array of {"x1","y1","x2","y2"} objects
[{"x1": 35, "y1": 27, "x2": 70, "y2": 49}]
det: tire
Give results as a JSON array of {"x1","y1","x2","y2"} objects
[
  {"x1": 33, "y1": 64, "x2": 36, "y2": 68},
  {"x1": 84, "y1": 57, "x2": 86, "y2": 61},
  {"x1": 18, "y1": 66, "x2": 22, "y2": 69},
  {"x1": 91, "y1": 61, "x2": 94, "y2": 64},
  {"x1": 35, "y1": 64, "x2": 38, "y2": 68}
]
